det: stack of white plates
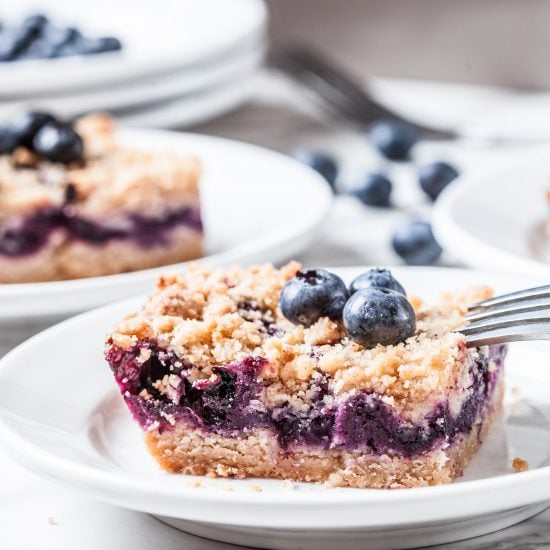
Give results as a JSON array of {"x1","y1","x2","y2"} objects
[{"x1": 0, "y1": 0, "x2": 266, "y2": 128}]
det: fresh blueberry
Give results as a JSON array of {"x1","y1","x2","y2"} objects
[
  {"x1": 292, "y1": 150, "x2": 338, "y2": 189},
  {"x1": 17, "y1": 38, "x2": 57, "y2": 60},
  {"x1": 95, "y1": 36, "x2": 122, "y2": 52},
  {"x1": 418, "y1": 161, "x2": 459, "y2": 201},
  {"x1": 0, "y1": 126, "x2": 19, "y2": 154},
  {"x1": 22, "y1": 14, "x2": 49, "y2": 32},
  {"x1": 343, "y1": 287, "x2": 416, "y2": 348},
  {"x1": 280, "y1": 269, "x2": 349, "y2": 327},
  {"x1": 77, "y1": 36, "x2": 122, "y2": 55},
  {"x1": 350, "y1": 268, "x2": 405, "y2": 296},
  {"x1": 391, "y1": 220, "x2": 442, "y2": 266},
  {"x1": 368, "y1": 121, "x2": 418, "y2": 161},
  {"x1": 351, "y1": 172, "x2": 392, "y2": 207},
  {"x1": 0, "y1": 28, "x2": 29, "y2": 61},
  {"x1": 22, "y1": 27, "x2": 82, "y2": 59},
  {"x1": 32, "y1": 122, "x2": 84, "y2": 164},
  {"x1": 11, "y1": 111, "x2": 57, "y2": 148}
]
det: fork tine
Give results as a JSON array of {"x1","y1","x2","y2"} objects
[
  {"x1": 469, "y1": 284, "x2": 550, "y2": 311},
  {"x1": 283, "y1": 46, "x2": 393, "y2": 118},
  {"x1": 461, "y1": 315, "x2": 550, "y2": 336},
  {"x1": 465, "y1": 324, "x2": 550, "y2": 347},
  {"x1": 274, "y1": 51, "x2": 385, "y2": 125},
  {"x1": 465, "y1": 301, "x2": 550, "y2": 321}
]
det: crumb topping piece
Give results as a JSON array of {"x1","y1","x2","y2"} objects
[{"x1": 512, "y1": 457, "x2": 529, "y2": 472}]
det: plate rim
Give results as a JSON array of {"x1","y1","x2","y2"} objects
[
  {"x1": 0, "y1": 266, "x2": 550, "y2": 529},
  {"x1": 433, "y1": 147, "x2": 550, "y2": 278}
]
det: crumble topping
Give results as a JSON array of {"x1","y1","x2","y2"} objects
[
  {"x1": 109, "y1": 262, "x2": 494, "y2": 413},
  {"x1": 0, "y1": 113, "x2": 201, "y2": 221},
  {"x1": 512, "y1": 457, "x2": 529, "y2": 472}
]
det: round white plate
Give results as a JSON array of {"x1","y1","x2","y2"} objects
[
  {"x1": 433, "y1": 147, "x2": 550, "y2": 278},
  {"x1": 0, "y1": 129, "x2": 332, "y2": 320},
  {"x1": 0, "y1": 37, "x2": 265, "y2": 120},
  {"x1": 0, "y1": 267, "x2": 549, "y2": 550},
  {"x1": 0, "y1": 0, "x2": 266, "y2": 96}
]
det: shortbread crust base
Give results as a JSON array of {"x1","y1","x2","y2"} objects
[
  {"x1": 0, "y1": 226, "x2": 202, "y2": 283},
  {"x1": 144, "y1": 372, "x2": 503, "y2": 489}
]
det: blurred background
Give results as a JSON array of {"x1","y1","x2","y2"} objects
[{"x1": 268, "y1": 0, "x2": 549, "y2": 89}]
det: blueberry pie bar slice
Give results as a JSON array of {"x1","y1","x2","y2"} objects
[
  {"x1": 0, "y1": 111, "x2": 202, "y2": 283},
  {"x1": 105, "y1": 263, "x2": 506, "y2": 488}
]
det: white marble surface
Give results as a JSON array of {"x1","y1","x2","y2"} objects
[{"x1": 2, "y1": 72, "x2": 550, "y2": 548}]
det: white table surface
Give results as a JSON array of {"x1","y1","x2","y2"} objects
[{"x1": 2, "y1": 71, "x2": 550, "y2": 549}]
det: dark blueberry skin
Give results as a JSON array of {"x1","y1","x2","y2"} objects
[
  {"x1": 22, "y1": 14, "x2": 49, "y2": 32},
  {"x1": 32, "y1": 122, "x2": 84, "y2": 164},
  {"x1": 84, "y1": 36, "x2": 122, "y2": 53},
  {"x1": 280, "y1": 269, "x2": 349, "y2": 327},
  {"x1": 351, "y1": 172, "x2": 392, "y2": 207},
  {"x1": 12, "y1": 111, "x2": 57, "y2": 148},
  {"x1": 0, "y1": 14, "x2": 122, "y2": 62},
  {"x1": 349, "y1": 268, "x2": 405, "y2": 296},
  {"x1": 368, "y1": 121, "x2": 418, "y2": 161},
  {"x1": 22, "y1": 26, "x2": 82, "y2": 59},
  {"x1": 292, "y1": 150, "x2": 338, "y2": 189},
  {"x1": 418, "y1": 161, "x2": 459, "y2": 201},
  {"x1": 0, "y1": 126, "x2": 19, "y2": 155},
  {"x1": 343, "y1": 287, "x2": 416, "y2": 348},
  {"x1": 392, "y1": 220, "x2": 442, "y2": 266},
  {"x1": 0, "y1": 27, "x2": 36, "y2": 61}
]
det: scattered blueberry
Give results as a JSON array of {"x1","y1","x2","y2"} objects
[
  {"x1": 368, "y1": 121, "x2": 418, "y2": 161},
  {"x1": 78, "y1": 36, "x2": 122, "y2": 55},
  {"x1": 0, "y1": 126, "x2": 19, "y2": 155},
  {"x1": 21, "y1": 14, "x2": 49, "y2": 32},
  {"x1": 349, "y1": 268, "x2": 405, "y2": 296},
  {"x1": 32, "y1": 122, "x2": 84, "y2": 164},
  {"x1": 32, "y1": 26, "x2": 81, "y2": 58},
  {"x1": 12, "y1": 111, "x2": 57, "y2": 148},
  {"x1": 351, "y1": 172, "x2": 392, "y2": 207},
  {"x1": 0, "y1": 13, "x2": 122, "y2": 62},
  {"x1": 418, "y1": 161, "x2": 459, "y2": 201},
  {"x1": 343, "y1": 287, "x2": 416, "y2": 348},
  {"x1": 391, "y1": 220, "x2": 442, "y2": 266},
  {"x1": 0, "y1": 28, "x2": 33, "y2": 61},
  {"x1": 280, "y1": 269, "x2": 349, "y2": 327},
  {"x1": 292, "y1": 150, "x2": 338, "y2": 189}
]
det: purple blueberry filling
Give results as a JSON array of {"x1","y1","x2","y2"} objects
[
  {"x1": 0, "y1": 205, "x2": 202, "y2": 257},
  {"x1": 106, "y1": 343, "x2": 506, "y2": 457}
]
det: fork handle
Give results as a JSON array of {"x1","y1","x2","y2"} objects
[{"x1": 272, "y1": 46, "x2": 458, "y2": 140}]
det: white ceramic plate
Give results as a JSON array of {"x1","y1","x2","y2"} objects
[
  {"x1": 0, "y1": 129, "x2": 332, "y2": 320},
  {"x1": 0, "y1": 38, "x2": 265, "y2": 120},
  {"x1": 433, "y1": 147, "x2": 550, "y2": 278},
  {"x1": 0, "y1": 0, "x2": 266, "y2": 96},
  {"x1": 0, "y1": 267, "x2": 549, "y2": 550},
  {"x1": 116, "y1": 72, "x2": 258, "y2": 129}
]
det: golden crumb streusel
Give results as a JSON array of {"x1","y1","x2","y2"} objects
[{"x1": 109, "y1": 262, "x2": 494, "y2": 418}]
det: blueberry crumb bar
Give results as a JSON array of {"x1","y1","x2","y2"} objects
[
  {"x1": 105, "y1": 263, "x2": 505, "y2": 488},
  {"x1": 0, "y1": 111, "x2": 202, "y2": 283}
]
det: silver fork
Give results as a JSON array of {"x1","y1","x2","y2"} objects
[
  {"x1": 462, "y1": 285, "x2": 550, "y2": 347},
  {"x1": 272, "y1": 45, "x2": 545, "y2": 145},
  {"x1": 272, "y1": 46, "x2": 454, "y2": 139}
]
